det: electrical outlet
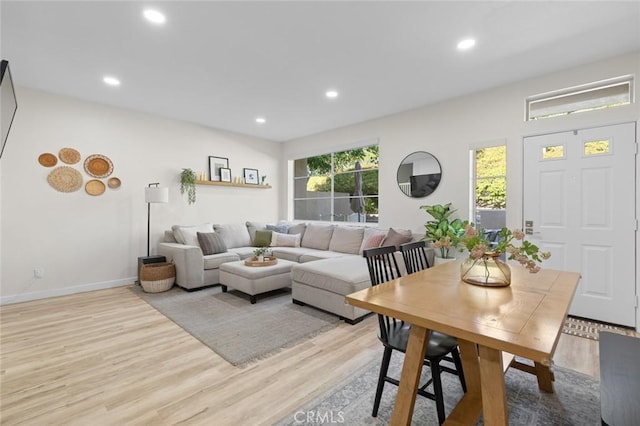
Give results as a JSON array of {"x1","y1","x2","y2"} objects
[{"x1": 34, "y1": 268, "x2": 44, "y2": 279}]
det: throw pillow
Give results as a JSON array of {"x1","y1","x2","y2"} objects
[
  {"x1": 266, "y1": 223, "x2": 290, "y2": 234},
  {"x1": 172, "y1": 223, "x2": 214, "y2": 246},
  {"x1": 197, "y1": 232, "x2": 227, "y2": 255},
  {"x1": 381, "y1": 227, "x2": 412, "y2": 250},
  {"x1": 362, "y1": 232, "x2": 386, "y2": 251},
  {"x1": 270, "y1": 231, "x2": 301, "y2": 247},
  {"x1": 253, "y1": 230, "x2": 273, "y2": 247},
  {"x1": 358, "y1": 228, "x2": 388, "y2": 254}
]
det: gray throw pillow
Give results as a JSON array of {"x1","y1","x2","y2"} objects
[{"x1": 197, "y1": 232, "x2": 227, "y2": 255}]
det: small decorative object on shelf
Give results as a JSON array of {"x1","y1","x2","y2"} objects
[
  {"x1": 180, "y1": 168, "x2": 197, "y2": 204},
  {"x1": 460, "y1": 224, "x2": 551, "y2": 287},
  {"x1": 244, "y1": 168, "x2": 259, "y2": 184},
  {"x1": 261, "y1": 175, "x2": 267, "y2": 185}
]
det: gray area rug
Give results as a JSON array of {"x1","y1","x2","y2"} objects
[
  {"x1": 130, "y1": 285, "x2": 340, "y2": 367},
  {"x1": 276, "y1": 351, "x2": 600, "y2": 425}
]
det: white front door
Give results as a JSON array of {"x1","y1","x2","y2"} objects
[{"x1": 523, "y1": 123, "x2": 637, "y2": 327}]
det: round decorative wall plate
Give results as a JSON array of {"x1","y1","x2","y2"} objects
[
  {"x1": 107, "y1": 177, "x2": 121, "y2": 189},
  {"x1": 38, "y1": 153, "x2": 58, "y2": 167},
  {"x1": 85, "y1": 179, "x2": 106, "y2": 196},
  {"x1": 59, "y1": 147, "x2": 81, "y2": 164},
  {"x1": 84, "y1": 154, "x2": 114, "y2": 178},
  {"x1": 47, "y1": 166, "x2": 83, "y2": 192}
]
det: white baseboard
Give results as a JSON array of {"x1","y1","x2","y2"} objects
[{"x1": 0, "y1": 277, "x2": 136, "y2": 305}]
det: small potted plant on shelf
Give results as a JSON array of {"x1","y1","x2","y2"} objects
[
  {"x1": 253, "y1": 246, "x2": 269, "y2": 262},
  {"x1": 180, "y1": 168, "x2": 197, "y2": 205},
  {"x1": 420, "y1": 203, "x2": 468, "y2": 264}
]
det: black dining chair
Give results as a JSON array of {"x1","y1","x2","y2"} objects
[
  {"x1": 363, "y1": 245, "x2": 466, "y2": 424},
  {"x1": 399, "y1": 240, "x2": 431, "y2": 273}
]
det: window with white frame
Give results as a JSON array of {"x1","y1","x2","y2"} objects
[
  {"x1": 293, "y1": 145, "x2": 379, "y2": 223},
  {"x1": 526, "y1": 75, "x2": 633, "y2": 121},
  {"x1": 470, "y1": 145, "x2": 506, "y2": 233}
]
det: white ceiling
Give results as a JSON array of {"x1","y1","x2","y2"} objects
[{"x1": 2, "y1": 1, "x2": 639, "y2": 142}]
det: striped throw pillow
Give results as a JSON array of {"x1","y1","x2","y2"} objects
[{"x1": 197, "y1": 232, "x2": 227, "y2": 255}]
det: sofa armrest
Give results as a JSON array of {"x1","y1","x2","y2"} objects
[{"x1": 158, "y1": 243, "x2": 204, "y2": 288}]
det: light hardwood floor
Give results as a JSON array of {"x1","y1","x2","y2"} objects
[{"x1": 0, "y1": 286, "x2": 629, "y2": 425}]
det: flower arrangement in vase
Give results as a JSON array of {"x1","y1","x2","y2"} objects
[
  {"x1": 420, "y1": 203, "x2": 468, "y2": 262},
  {"x1": 460, "y1": 224, "x2": 551, "y2": 287}
]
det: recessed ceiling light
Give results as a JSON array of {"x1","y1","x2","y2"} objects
[
  {"x1": 457, "y1": 38, "x2": 476, "y2": 51},
  {"x1": 103, "y1": 76, "x2": 121, "y2": 86},
  {"x1": 325, "y1": 90, "x2": 339, "y2": 99},
  {"x1": 255, "y1": 117, "x2": 266, "y2": 124},
  {"x1": 143, "y1": 9, "x2": 166, "y2": 24}
]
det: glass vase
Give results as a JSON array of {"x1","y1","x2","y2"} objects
[{"x1": 460, "y1": 252, "x2": 511, "y2": 287}]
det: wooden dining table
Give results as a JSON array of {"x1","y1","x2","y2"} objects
[{"x1": 346, "y1": 259, "x2": 580, "y2": 425}]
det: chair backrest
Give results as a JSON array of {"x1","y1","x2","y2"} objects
[
  {"x1": 363, "y1": 245, "x2": 402, "y2": 286},
  {"x1": 363, "y1": 245, "x2": 403, "y2": 344},
  {"x1": 400, "y1": 240, "x2": 431, "y2": 274}
]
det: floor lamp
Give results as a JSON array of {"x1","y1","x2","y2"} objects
[{"x1": 145, "y1": 183, "x2": 169, "y2": 257}]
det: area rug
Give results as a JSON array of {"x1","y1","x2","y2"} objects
[
  {"x1": 276, "y1": 351, "x2": 600, "y2": 425},
  {"x1": 130, "y1": 285, "x2": 340, "y2": 367},
  {"x1": 562, "y1": 315, "x2": 626, "y2": 341}
]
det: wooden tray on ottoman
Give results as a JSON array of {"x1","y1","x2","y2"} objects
[{"x1": 244, "y1": 256, "x2": 277, "y2": 267}]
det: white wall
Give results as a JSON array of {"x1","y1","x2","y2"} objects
[
  {"x1": 1, "y1": 88, "x2": 280, "y2": 303},
  {"x1": 281, "y1": 51, "x2": 640, "y2": 329},
  {"x1": 282, "y1": 52, "x2": 639, "y2": 230}
]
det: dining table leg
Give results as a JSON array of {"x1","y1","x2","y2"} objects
[
  {"x1": 444, "y1": 339, "x2": 483, "y2": 425},
  {"x1": 478, "y1": 345, "x2": 508, "y2": 425},
  {"x1": 389, "y1": 325, "x2": 430, "y2": 426}
]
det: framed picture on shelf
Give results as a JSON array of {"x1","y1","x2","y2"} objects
[
  {"x1": 243, "y1": 168, "x2": 259, "y2": 185},
  {"x1": 208, "y1": 156, "x2": 229, "y2": 181},
  {"x1": 220, "y1": 167, "x2": 232, "y2": 182}
]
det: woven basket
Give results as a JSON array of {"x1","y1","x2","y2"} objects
[{"x1": 140, "y1": 262, "x2": 175, "y2": 293}]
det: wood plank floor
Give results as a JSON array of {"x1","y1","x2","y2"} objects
[{"x1": 0, "y1": 285, "x2": 631, "y2": 425}]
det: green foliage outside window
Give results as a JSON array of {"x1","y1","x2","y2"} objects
[{"x1": 475, "y1": 146, "x2": 506, "y2": 209}]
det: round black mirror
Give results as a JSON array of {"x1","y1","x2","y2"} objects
[{"x1": 397, "y1": 151, "x2": 442, "y2": 198}]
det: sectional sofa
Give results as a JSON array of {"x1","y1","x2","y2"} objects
[{"x1": 158, "y1": 221, "x2": 433, "y2": 322}]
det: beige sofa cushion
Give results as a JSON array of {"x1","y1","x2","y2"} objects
[
  {"x1": 288, "y1": 222, "x2": 307, "y2": 238},
  {"x1": 214, "y1": 223, "x2": 251, "y2": 248},
  {"x1": 291, "y1": 257, "x2": 371, "y2": 295},
  {"x1": 301, "y1": 223, "x2": 335, "y2": 250},
  {"x1": 203, "y1": 252, "x2": 241, "y2": 269},
  {"x1": 328, "y1": 226, "x2": 364, "y2": 254}
]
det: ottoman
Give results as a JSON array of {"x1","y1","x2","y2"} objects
[{"x1": 219, "y1": 258, "x2": 295, "y2": 304}]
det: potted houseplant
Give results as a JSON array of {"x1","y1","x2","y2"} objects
[
  {"x1": 180, "y1": 168, "x2": 197, "y2": 205},
  {"x1": 420, "y1": 203, "x2": 468, "y2": 264},
  {"x1": 253, "y1": 246, "x2": 269, "y2": 262}
]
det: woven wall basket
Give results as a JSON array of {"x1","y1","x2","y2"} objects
[{"x1": 140, "y1": 262, "x2": 176, "y2": 293}]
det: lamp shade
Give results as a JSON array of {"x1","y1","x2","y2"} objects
[{"x1": 145, "y1": 186, "x2": 169, "y2": 203}]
